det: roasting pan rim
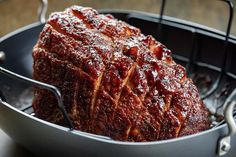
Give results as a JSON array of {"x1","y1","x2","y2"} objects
[
  {"x1": 0, "y1": 100, "x2": 226, "y2": 145},
  {"x1": 0, "y1": 9, "x2": 233, "y2": 146}
]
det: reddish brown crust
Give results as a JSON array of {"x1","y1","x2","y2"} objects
[
  {"x1": 32, "y1": 6, "x2": 210, "y2": 141},
  {"x1": 92, "y1": 89, "x2": 116, "y2": 135}
]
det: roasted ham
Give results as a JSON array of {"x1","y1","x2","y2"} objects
[{"x1": 32, "y1": 6, "x2": 210, "y2": 141}]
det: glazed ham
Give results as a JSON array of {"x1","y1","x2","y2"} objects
[{"x1": 32, "y1": 6, "x2": 210, "y2": 141}]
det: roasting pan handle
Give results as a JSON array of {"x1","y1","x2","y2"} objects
[
  {"x1": 217, "y1": 89, "x2": 236, "y2": 156},
  {"x1": 38, "y1": 0, "x2": 48, "y2": 23},
  {"x1": 0, "y1": 51, "x2": 6, "y2": 101},
  {"x1": 0, "y1": 66, "x2": 74, "y2": 130}
]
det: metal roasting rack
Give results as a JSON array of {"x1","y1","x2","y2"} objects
[{"x1": 0, "y1": 0, "x2": 236, "y2": 156}]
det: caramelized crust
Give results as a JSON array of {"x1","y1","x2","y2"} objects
[{"x1": 32, "y1": 6, "x2": 210, "y2": 141}]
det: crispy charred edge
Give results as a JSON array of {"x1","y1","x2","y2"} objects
[
  {"x1": 32, "y1": 47, "x2": 62, "y2": 123},
  {"x1": 32, "y1": 47, "x2": 81, "y2": 128},
  {"x1": 37, "y1": 24, "x2": 105, "y2": 119},
  {"x1": 69, "y1": 6, "x2": 141, "y2": 40},
  {"x1": 34, "y1": 28, "x2": 106, "y2": 129},
  {"x1": 48, "y1": 9, "x2": 121, "y2": 120},
  {"x1": 178, "y1": 100, "x2": 210, "y2": 136},
  {"x1": 119, "y1": 36, "x2": 176, "y2": 140},
  {"x1": 123, "y1": 61, "x2": 160, "y2": 140},
  {"x1": 125, "y1": 35, "x2": 194, "y2": 140},
  {"x1": 45, "y1": 11, "x2": 115, "y2": 120},
  {"x1": 177, "y1": 78, "x2": 209, "y2": 136},
  {"x1": 142, "y1": 35, "x2": 196, "y2": 139},
  {"x1": 178, "y1": 79, "x2": 210, "y2": 136},
  {"x1": 43, "y1": 25, "x2": 105, "y2": 78},
  {"x1": 146, "y1": 37, "x2": 199, "y2": 138},
  {"x1": 34, "y1": 44, "x2": 107, "y2": 130},
  {"x1": 109, "y1": 64, "x2": 137, "y2": 139}
]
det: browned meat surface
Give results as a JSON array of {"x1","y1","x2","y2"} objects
[{"x1": 32, "y1": 6, "x2": 210, "y2": 141}]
